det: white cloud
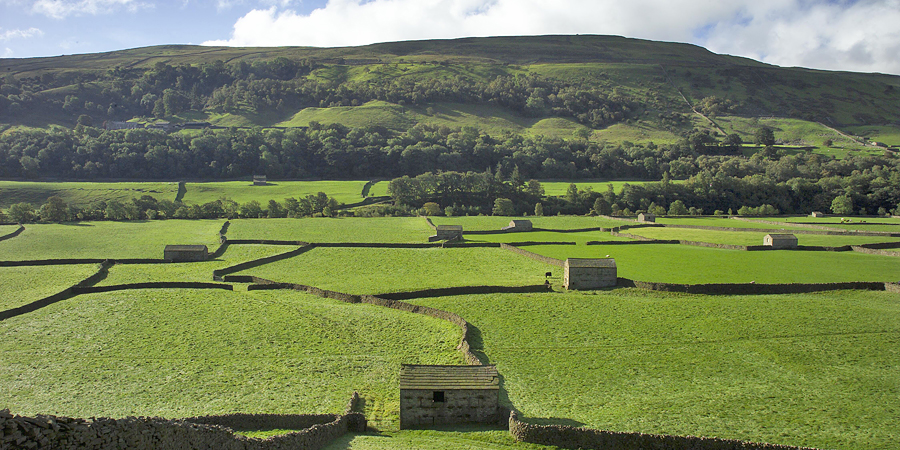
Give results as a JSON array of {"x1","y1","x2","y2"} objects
[
  {"x1": 30, "y1": 0, "x2": 150, "y2": 19},
  {"x1": 204, "y1": 0, "x2": 900, "y2": 74},
  {"x1": 0, "y1": 27, "x2": 45, "y2": 41},
  {"x1": 2, "y1": 47, "x2": 14, "y2": 57}
]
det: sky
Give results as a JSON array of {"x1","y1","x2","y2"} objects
[{"x1": 2, "y1": 0, "x2": 900, "y2": 75}]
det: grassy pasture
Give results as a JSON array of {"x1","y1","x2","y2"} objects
[
  {"x1": 234, "y1": 247, "x2": 555, "y2": 295},
  {"x1": 409, "y1": 289, "x2": 900, "y2": 450},
  {"x1": 0, "y1": 289, "x2": 462, "y2": 423},
  {"x1": 654, "y1": 217, "x2": 813, "y2": 230},
  {"x1": 430, "y1": 215, "x2": 631, "y2": 231},
  {"x1": 626, "y1": 226, "x2": 900, "y2": 247},
  {"x1": 0, "y1": 181, "x2": 179, "y2": 209},
  {"x1": 522, "y1": 242, "x2": 900, "y2": 284},
  {"x1": 539, "y1": 180, "x2": 680, "y2": 197},
  {"x1": 744, "y1": 216, "x2": 900, "y2": 233},
  {"x1": 226, "y1": 217, "x2": 433, "y2": 243},
  {"x1": 463, "y1": 230, "x2": 634, "y2": 245},
  {"x1": 366, "y1": 181, "x2": 390, "y2": 197},
  {"x1": 181, "y1": 180, "x2": 369, "y2": 205},
  {"x1": 843, "y1": 124, "x2": 900, "y2": 147},
  {"x1": 324, "y1": 427, "x2": 558, "y2": 450},
  {"x1": 0, "y1": 220, "x2": 223, "y2": 261},
  {"x1": 0, "y1": 264, "x2": 99, "y2": 311}
]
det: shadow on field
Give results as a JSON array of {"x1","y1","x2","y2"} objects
[{"x1": 61, "y1": 222, "x2": 94, "y2": 227}]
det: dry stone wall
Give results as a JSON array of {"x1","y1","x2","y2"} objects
[
  {"x1": 499, "y1": 243, "x2": 564, "y2": 267},
  {"x1": 0, "y1": 225, "x2": 24, "y2": 242},
  {"x1": 617, "y1": 278, "x2": 886, "y2": 295},
  {"x1": 0, "y1": 261, "x2": 112, "y2": 321},
  {"x1": 508, "y1": 411, "x2": 820, "y2": 450}
]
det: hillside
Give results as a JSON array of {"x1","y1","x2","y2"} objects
[{"x1": 2, "y1": 35, "x2": 899, "y2": 140}]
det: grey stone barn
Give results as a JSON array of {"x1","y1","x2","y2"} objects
[
  {"x1": 253, "y1": 175, "x2": 267, "y2": 186},
  {"x1": 501, "y1": 219, "x2": 533, "y2": 231},
  {"x1": 637, "y1": 212, "x2": 656, "y2": 222},
  {"x1": 811, "y1": 211, "x2": 825, "y2": 218},
  {"x1": 164, "y1": 245, "x2": 209, "y2": 262},
  {"x1": 429, "y1": 225, "x2": 463, "y2": 242},
  {"x1": 399, "y1": 364, "x2": 499, "y2": 429},
  {"x1": 763, "y1": 234, "x2": 798, "y2": 249},
  {"x1": 564, "y1": 258, "x2": 617, "y2": 290}
]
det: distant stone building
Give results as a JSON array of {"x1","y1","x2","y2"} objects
[
  {"x1": 564, "y1": 258, "x2": 617, "y2": 290},
  {"x1": 501, "y1": 219, "x2": 533, "y2": 231},
  {"x1": 164, "y1": 245, "x2": 209, "y2": 262},
  {"x1": 638, "y1": 213, "x2": 656, "y2": 223},
  {"x1": 105, "y1": 121, "x2": 143, "y2": 131},
  {"x1": 253, "y1": 175, "x2": 267, "y2": 186},
  {"x1": 763, "y1": 234, "x2": 798, "y2": 249},
  {"x1": 811, "y1": 211, "x2": 825, "y2": 218},
  {"x1": 182, "y1": 121, "x2": 211, "y2": 129},
  {"x1": 399, "y1": 364, "x2": 499, "y2": 429},
  {"x1": 429, "y1": 225, "x2": 463, "y2": 242},
  {"x1": 146, "y1": 121, "x2": 174, "y2": 132}
]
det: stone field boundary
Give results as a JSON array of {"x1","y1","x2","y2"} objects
[{"x1": 0, "y1": 224, "x2": 24, "y2": 242}]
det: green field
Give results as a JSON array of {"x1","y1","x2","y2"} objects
[
  {"x1": 234, "y1": 247, "x2": 555, "y2": 295},
  {"x1": 182, "y1": 180, "x2": 369, "y2": 205},
  {"x1": 410, "y1": 289, "x2": 900, "y2": 449},
  {"x1": 324, "y1": 427, "x2": 557, "y2": 450},
  {"x1": 626, "y1": 226, "x2": 900, "y2": 247},
  {"x1": 523, "y1": 242, "x2": 900, "y2": 284},
  {"x1": 0, "y1": 181, "x2": 179, "y2": 209},
  {"x1": 226, "y1": 217, "x2": 434, "y2": 243},
  {"x1": 655, "y1": 217, "x2": 814, "y2": 230},
  {"x1": 0, "y1": 264, "x2": 99, "y2": 310},
  {"x1": 0, "y1": 220, "x2": 223, "y2": 260},
  {"x1": 744, "y1": 216, "x2": 900, "y2": 233},
  {"x1": 431, "y1": 215, "x2": 631, "y2": 231},
  {"x1": 0, "y1": 288, "x2": 462, "y2": 424},
  {"x1": 539, "y1": 180, "x2": 680, "y2": 197}
]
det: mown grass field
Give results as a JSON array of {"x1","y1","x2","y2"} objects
[
  {"x1": 0, "y1": 264, "x2": 99, "y2": 310},
  {"x1": 0, "y1": 289, "x2": 463, "y2": 424},
  {"x1": 523, "y1": 242, "x2": 900, "y2": 283},
  {"x1": 744, "y1": 216, "x2": 900, "y2": 233},
  {"x1": 409, "y1": 289, "x2": 900, "y2": 450},
  {"x1": 226, "y1": 217, "x2": 434, "y2": 243},
  {"x1": 182, "y1": 180, "x2": 369, "y2": 205},
  {"x1": 0, "y1": 181, "x2": 179, "y2": 209},
  {"x1": 0, "y1": 220, "x2": 223, "y2": 260},
  {"x1": 235, "y1": 247, "x2": 555, "y2": 295},
  {"x1": 654, "y1": 217, "x2": 814, "y2": 230},
  {"x1": 324, "y1": 426, "x2": 558, "y2": 450}
]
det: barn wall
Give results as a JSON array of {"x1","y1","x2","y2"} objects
[
  {"x1": 400, "y1": 389, "x2": 499, "y2": 428},
  {"x1": 564, "y1": 266, "x2": 617, "y2": 290}
]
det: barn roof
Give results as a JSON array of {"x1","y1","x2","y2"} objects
[
  {"x1": 765, "y1": 234, "x2": 797, "y2": 239},
  {"x1": 400, "y1": 365, "x2": 499, "y2": 390},
  {"x1": 435, "y1": 225, "x2": 463, "y2": 231},
  {"x1": 164, "y1": 245, "x2": 208, "y2": 252},
  {"x1": 565, "y1": 258, "x2": 616, "y2": 268},
  {"x1": 509, "y1": 220, "x2": 532, "y2": 226}
]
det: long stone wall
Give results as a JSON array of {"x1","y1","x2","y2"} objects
[
  {"x1": 617, "y1": 278, "x2": 886, "y2": 295},
  {"x1": 0, "y1": 224, "x2": 24, "y2": 242},
  {"x1": 499, "y1": 243, "x2": 565, "y2": 267},
  {"x1": 212, "y1": 245, "x2": 315, "y2": 281},
  {"x1": 0, "y1": 406, "x2": 365, "y2": 450},
  {"x1": 72, "y1": 282, "x2": 234, "y2": 294},
  {"x1": 508, "y1": 411, "x2": 819, "y2": 450},
  {"x1": 0, "y1": 260, "x2": 112, "y2": 321}
]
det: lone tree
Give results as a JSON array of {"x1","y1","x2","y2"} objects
[
  {"x1": 831, "y1": 195, "x2": 854, "y2": 215},
  {"x1": 754, "y1": 126, "x2": 776, "y2": 146},
  {"x1": 534, "y1": 202, "x2": 544, "y2": 216},
  {"x1": 40, "y1": 195, "x2": 69, "y2": 223}
]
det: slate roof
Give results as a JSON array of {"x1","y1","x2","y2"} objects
[
  {"x1": 435, "y1": 225, "x2": 463, "y2": 231},
  {"x1": 164, "y1": 245, "x2": 208, "y2": 252},
  {"x1": 565, "y1": 258, "x2": 616, "y2": 268},
  {"x1": 765, "y1": 234, "x2": 798, "y2": 239},
  {"x1": 400, "y1": 365, "x2": 499, "y2": 390}
]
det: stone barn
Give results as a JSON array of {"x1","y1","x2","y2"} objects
[
  {"x1": 811, "y1": 211, "x2": 825, "y2": 218},
  {"x1": 429, "y1": 225, "x2": 463, "y2": 242},
  {"x1": 637, "y1": 213, "x2": 656, "y2": 223},
  {"x1": 763, "y1": 234, "x2": 798, "y2": 249},
  {"x1": 399, "y1": 364, "x2": 499, "y2": 429},
  {"x1": 253, "y1": 175, "x2": 267, "y2": 186},
  {"x1": 564, "y1": 258, "x2": 617, "y2": 290},
  {"x1": 164, "y1": 245, "x2": 209, "y2": 262},
  {"x1": 501, "y1": 219, "x2": 533, "y2": 231}
]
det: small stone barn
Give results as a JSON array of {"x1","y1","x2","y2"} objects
[
  {"x1": 638, "y1": 212, "x2": 656, "y2": 223},
  {"x1": 399, "y1": 364, "x2": 499, "y2": 429},
  {"x1": 429, "y1": 225, "x2": 463, "y2": 242},
  {"x1": 501, "y1": 219, "x2": 533, "y2": 231},
  {"x1": 253, "y1": 175, "x2": 267, "y2": 186},
  {"x1": 164, "y1": 245, "x2": 209, "y2": 262},
  {"x1": 811, "y1": 211, "x2": 825, "y2": 218},
  {"x1": 763, "y1": 234, "x2": 798, "y2": 249},
  {"x1": 564, "y1": 258, "x2": 617, "y2": 290}
]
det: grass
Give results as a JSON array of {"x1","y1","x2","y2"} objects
[
  {"x1": 430, "y1": 215, "x2": 632, "y2": 231},
  {"x1": 0, "y1": 264, "x2": 100, "y2": 311},
  {"x1": 367, "y1": 181, "x2": 390, "y2": 197},
  {"x1": 0, "y1": 181, "x2": 179, "y2": 209},
  {"x1": 182, "y1": 181, "x2": 369, "y2": 205},
  {"x1": 225, "y1": 217, "x2": 434, "y2": 243},
  {"x1": 324, "y1": 426, "x2": 559, "y2": 450},
  {"x1": 625, "y1": 226, "x2": 900, "y2": 247},
  {"x1": 0, "y1": 288, "x2": 463, "y2": 424},
  {"x1": 655, "y1": 216, "x2": 814, "y2": 230},
  {"x1": 0, "y1": 220, "x2": 223, "y2": 261},
  {"x1": 744, "y1": 216, "x2": 900, "y2": 232},
  {"x1": 464, "y1": 230, "x2": 633, "y2": 245},
  {"x1": 409, "y1": 289, "x2": 900, "y2": 450},
  {"x1": 523, "y1": 242, "x2": 900, "y2": 283},
  {"x1": 234, "y1": 247, "x2": 555, "y2": 295},
  {"x1": 843, "y1": 125, "x2": 900, "y2": 147},
  {"x1": 538, "y1": 180, "x2": 681, "y2": 197}
]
